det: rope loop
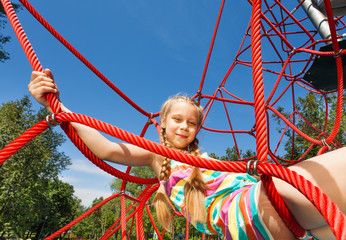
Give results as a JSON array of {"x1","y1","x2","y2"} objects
[
  {"x1": 246, "y1": 160, "x2": 260, "y2": 176},
  {"x1": 45, "y1": 113, "x2": 61, "y2": 128},
  {"x1": 147, "y1": 113, "x2": 154, "y2": 125},
  {"x1": 333, "y1": 48, "x2": 343, "y2": 58},
  {"x1": 321, "y1": 139, "x2": 332, "y2": 151},
  {"x1": 290, "y1": 47, "x2": 296, "y2": 56},
  {"x1": 249, "y1": 124, "x2": 256, "y2": 137},
  {"x1": 196, "y1": 90, "x2": 202, "y2": 103}
]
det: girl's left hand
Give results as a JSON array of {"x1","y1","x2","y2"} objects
[{"x1": 28, "y1": 69, "x2": 59, "y2": 108}]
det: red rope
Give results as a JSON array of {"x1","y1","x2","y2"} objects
[
  {"x1": 136, "y1": 185, "x2": 159, "y2": 240},
  {"x1": 321, "y1": 0, "x2": 344, "y2": 145},
  {"x1": 197, "y1": 0, "x2": 225, "y2": 94},
  {"x1": 249, "y1": 1, "x2": 304, "y2": 236},
  {"x1": 0, "y1": 120, "x2": 48, "y2": 165},
  {"x1": 261, "y1": 175, "x2": 305, "y2": 237},
  {"x1": 0, "y1": 0, "x2": 42, "y2": 72},
  {"x1": 250, "y1": 0, "x2": 268, "y2": 163}
]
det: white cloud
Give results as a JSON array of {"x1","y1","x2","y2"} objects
[
  {"x1": 74, "y1": 187, "x2": 114, "y2": 207},
  {"x1": 69, "y1": 158, "x2": 115, "y2": 177},
  {"x1": 59, "y1": 175, "x2": 81, "y2": 184},
  {"x1": 59, "y1": 158, "x2": 127, "y2": 207}
]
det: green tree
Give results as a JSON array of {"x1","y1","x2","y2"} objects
[
  {"x1": 34, "y1": 180, "x2": 82, "y2": 240},
  {"x1": 88, "y1": 197, "x2": 118, "y2": 239},
  {"x1": 209, "y1": 145, "x2": 256, "y2": 161},
  {"x1": 69, "y1": 203, "x2": 90, "y2": 238},
  {"x1": 0, "y1": 2, "x2": 21, "y2": 62},
  {"x1": 273, "y1": 92, "x2": 346, "y2": 160},
  {"x1": 0, "y1": 96, "x2": 77, "y2": 238}
]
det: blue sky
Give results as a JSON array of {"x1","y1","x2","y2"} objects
[{"x1": 1, "y1": 1, "x2": 315, "y2": 206}]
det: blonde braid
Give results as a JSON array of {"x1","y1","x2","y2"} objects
[
  {"x1": 153, "y1": 126, "x2": 172, "y2": 231},
  {"x1": 159, "y1": 126, "x2": 171, "y2": 181},
  {"x1": 184, "y1": 138, "x2": 207, "y2": 225}
]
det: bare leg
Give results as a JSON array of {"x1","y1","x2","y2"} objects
[
  {"x1": 257, "y1": 183, "x2": 296, "y2": 239},
  {"x1": 273, "y1": 147, "x2": 346, "y2": 231},
  {"x1": 309, "y1": 224, "x2": 336, "y2": 240}
]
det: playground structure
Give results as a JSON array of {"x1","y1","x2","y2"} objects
[{"x1": 0, "y1": 0, "x2": 345, "y2": 239}]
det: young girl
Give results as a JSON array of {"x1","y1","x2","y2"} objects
[{"x1": 29, "y1": 69, "x2": 345, "y2": 240}]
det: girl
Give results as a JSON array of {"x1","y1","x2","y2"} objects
[{"x1": 29, "y1": 69, "x2": 346, "y2": 240}]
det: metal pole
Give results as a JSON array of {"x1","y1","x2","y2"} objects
[
  {"x1": 37, "y1": 216, "x2": 48, "y2": 240},
  {"x1": 0, "y1": 189, "x2": 14, "y2": 216},
  {"x1": 297, "y1": 0, "x2": 332, "y2": 39}
]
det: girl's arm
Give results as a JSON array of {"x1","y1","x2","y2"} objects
[{"x1": 29, "y1": 69, "x2": 163, "y2": 175}]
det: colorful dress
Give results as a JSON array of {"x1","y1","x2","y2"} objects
[{"x1": 164, "y1": 155, "x2": 274, "y2": 240}]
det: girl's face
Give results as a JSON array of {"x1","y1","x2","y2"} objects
[{"x1": 162, "y1": 101, "x2": 199, "y2": 151}]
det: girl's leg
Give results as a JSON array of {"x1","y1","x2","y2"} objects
[
  {"x1": 273, "y1": 147, "x2": 346, "y2": 230},
  {"x1": 309, "y1": 224, "x2": 336, "y2": 240},
  {"x1": 257, "y1": 183, "x2": 296, "y2": 239}
]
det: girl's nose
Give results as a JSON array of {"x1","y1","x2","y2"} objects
[{"x1": 180, "y1": 121, "x2": 188, "y2": 130}]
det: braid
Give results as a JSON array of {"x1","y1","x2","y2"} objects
[
  {"x1": 153, "y1": 126, "x2": 172, "y2": 231},
  {"x1": 184, "y1": 138, "x2": 206, "y2": 225},
  {"x1": 159, "y1": 127, "x2": 171, "y2": 181}
]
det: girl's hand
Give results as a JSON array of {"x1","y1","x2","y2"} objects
[{"x1": 28, "y1": 69, "x2": 59, "y2": 108}]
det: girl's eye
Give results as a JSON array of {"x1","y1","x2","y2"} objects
[{"x1": 189, "y1": 122, "x2": 197, "y2": 126}]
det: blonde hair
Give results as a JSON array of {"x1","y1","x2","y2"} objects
[{"x1": 153, "y1": 96, "x2": 206, "y2": 230}]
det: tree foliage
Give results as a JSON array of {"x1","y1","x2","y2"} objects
[
  {"x1": 0, "y1": 1, "x2": 21, "y2": 62},
  {"x1": 0, "y1": 96, "x2": 81, "y2": 239},
  {"x1": 273, "y1": 92, "x2": 346, "y2": 160},
  {"x1": 209, "y1": 145, "x2": 256, "y2": 161}
]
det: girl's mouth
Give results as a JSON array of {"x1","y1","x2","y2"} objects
[{"x1": 176, "y1": 134, "x2": 188, "y2": 139}]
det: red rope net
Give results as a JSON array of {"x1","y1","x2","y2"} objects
[{"x1": 0, "y1": 0, "x2": 345, "y2": 239}]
